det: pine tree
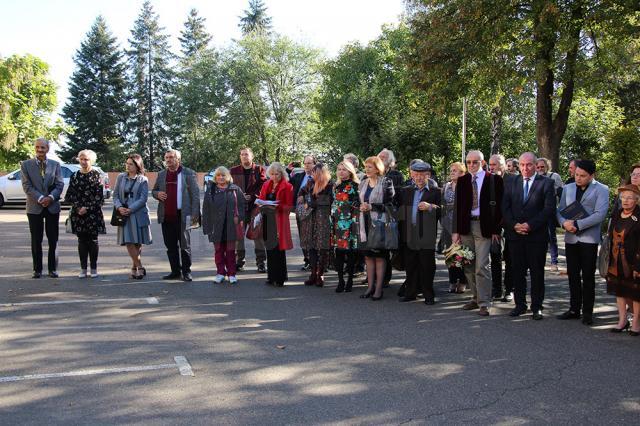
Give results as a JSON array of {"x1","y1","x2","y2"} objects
[
  {"x1": 61, "y1": 16, "x2": 127, "y2": 167},
  {"x1": 239, "y1": 0, "x2": 272, "y2": 35},
  {"x1": 127, "y1": 0, "x2": 174, "y2": 170},
  {"x1": 178, "y1": 8, "x2": 212, "y2": 61}
]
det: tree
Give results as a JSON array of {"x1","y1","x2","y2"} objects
[
  {"x1": 0, "y1": 54, "x2": 65, "y2": 170},
  {"x1": 406, "y1": 0, "x2": 640, "y2": 170},
  {"x1": 239, "y1": 0, "x2": 272, "y2": 35},
  {"x1": 60, "y1": 16, "x2": 128, "y2": 169},
  {"x1": 127, "y1": 0, "x2": 175, "y2": 170},
  {"x1": 178, "y1": 8, "x2": 212, "y2": 60}
]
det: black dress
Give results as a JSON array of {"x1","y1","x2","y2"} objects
[
  {"x1": 264, "y1": 192, "x2": 288, "y2": 285},
  {"x1": 66, "y1": 169, "x2": 106, "y2": 236},
  {"x1": 606, "y1": 208, "x2": 640, "y2": 302}
]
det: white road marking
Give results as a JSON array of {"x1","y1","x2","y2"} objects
[
  {"x1": 0, "y1": 356, "x2": 194, "y2": 383},
  {"x1": 174, "y1": 356, "x2": 194, "y2": 376},
  {"x1": 0, "y1": 297, "x2": 159, "y2": 307}
]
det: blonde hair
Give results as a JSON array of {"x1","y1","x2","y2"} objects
[
  {"x1": 77, "y1": 149, "x2": 97, "y2": 165},
  {"x1": 266, "y1": 162, "x2": 289, "y2": 181},
  {"x1": 450, "y1": 161, "x2": 466, "y2": 174},
  {"x1": 312, "y1": 163, "x2": 331, "y2": 196},
  {"x1": 336, "y1": 161, "x2": 360, "y2": 185},
  {"x1": 364, "y1": 156, "x2": 385, "y2": 176},
  {"x1": 213, "y1": 166, "x2": 233, "y2": 184}
]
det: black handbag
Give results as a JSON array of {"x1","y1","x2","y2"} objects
[
  {"x1": 110, "y1": 205, "x2": 128, "y2": 227},
  {"x1": 366, "y1": 207, "x2": 398, "y2": 250}
]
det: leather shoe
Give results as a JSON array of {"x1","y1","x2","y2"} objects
[
  {"x1": 48, "y1": 271, "x2": 59, "y2": 278},
  {"x1": 501, "y1": 293, "x2": 513, "y2": 303},
  {"x1": 257, "y1": 264, "x2": 267, "y2": 273},
  {"x1": 32, "y1": 272, "x2": 42, "y2": 279},
  {"x1": 532, "y1": 310, "x2": 544, "y2": 320},
  {"x1": 163, "y1": 273, "x2": 181, "y2": 280},
  {"x1": 581, "y1": 314, "x2": 593, "y2": 325},
  {"x1": 397, "y1": 285, "x2": 406, "y2": 298},
  {"x1": 509, "y1": 306, "x2": 527, "y2": 317},
  {"x1": 462, "y1": 300, "x2": 479, "y2": 310},
  {"x1": 557, "y1": 310, "x2": 581, "y2": 320},
  {"x1": 477, "y1": 306, "x2": 490, "y2": 316},
  {"x1": 424, "y1": 298, "x2": 436, "y2": 305},
  {"x1": 399, "y1": 296, "x2": 416, "y2": 302},
  {"x1": 182, "y1": 273, "x2": 193, "y2": 282}
]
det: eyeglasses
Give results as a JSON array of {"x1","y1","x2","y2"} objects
[
  {"x1": 466, "y1": 160, "x2": 480, "y2": 165},
  {"x1": 631, "y1": 173, "x2": 640, "y2": 178}
]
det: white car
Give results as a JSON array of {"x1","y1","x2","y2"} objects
[{"x1": 0, "y1": 163, "x2": 111, "y2": 208}]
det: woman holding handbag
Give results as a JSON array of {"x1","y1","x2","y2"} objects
[
  {"x1": 331, "y1": 161, "x2": 360, "y2": 293},
  {"x1": 113, "y1": 154, "x2": 152, "y2": 279},
  {"x1": 64, "y1": 149, "x2": 106, "y2": 278},
  {"x1": 298, "y1": 163, "x2": 334, "y2": 287},
  {"x1": 202, "y1": 166, "x2": 246, "y2": 284},
  {"x1": 358, "y1": 156, "x2": 395, "y2": 300}
]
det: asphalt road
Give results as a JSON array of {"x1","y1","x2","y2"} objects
[{"x1": 0, "y1": 200, "x2": 638, "y2": 425}]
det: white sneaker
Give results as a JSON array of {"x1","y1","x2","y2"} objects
[
  {"x1": 213, "y1": 274, "x2": 225, "y2": 284},
  {"x1": 78, "y1": 270, "x2": 87, "y2": 279},
  {"x1": 229, "y1": 275, "x2": 238, "y2": 284},
  {"x1": 90, "y1": 269, "x2": 98, "y2": 278}
]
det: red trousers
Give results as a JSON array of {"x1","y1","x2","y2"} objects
[{"x1": 214, "y1": 241, "x2": 236, "y2": 276}]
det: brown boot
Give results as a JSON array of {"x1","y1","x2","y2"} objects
[
  {"x1": 316, "y1": 269, "x2": 325, "y2": 287},
  {"x1": 304, "y1": 268, "x2": 317, "y2": 286}
]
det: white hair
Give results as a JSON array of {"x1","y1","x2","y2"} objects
[
  {"x1": 35, "y1": 137, "x2": 50, "y2": 147},
  {"x1": 77, "y1": 149, "x2": 97, "y2": 165},
  {"x1": 213, "y1": 166, "x2": 233, "y2": 184},
  {"x1": 466, "y1": 150, "x2": 484, "y2": 161},
  {"x1": 165, "y1": 148, "x2": 182, "y2": 162},
  {"x1": 379, "y1": 148, "x2": 396, "y2": 168},
  {"x1": 489, "y1": 154, "x2": 506, "y2": 169},
  {"x1": 519, "y1": 152, "x2": 538, "y2": 163},
  {"x1": 266, "y1": 162, "x2": 289, "y2": 181}
]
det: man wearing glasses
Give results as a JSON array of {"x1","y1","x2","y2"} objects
[{"x1": 452, "y1": 150, "x2": 504, "y2": 316}]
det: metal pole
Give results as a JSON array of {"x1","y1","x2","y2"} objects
[{"x1": 462, "y1": 97, "x2": 467, "y2": 162}]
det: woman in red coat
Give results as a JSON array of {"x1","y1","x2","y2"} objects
[{"x1": 258, "y1": 162, "x2": 294, "y2": 286}]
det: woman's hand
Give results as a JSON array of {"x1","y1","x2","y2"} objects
[
  {"x1": 360, "y1": 202, "x2": 371, "y2": 212},
  {"x1": 118, "y1": 207, "x2": 130, "y2": 216},
  {"x1": 78, "y1": 207, "x2": 88, "y2": 216}
]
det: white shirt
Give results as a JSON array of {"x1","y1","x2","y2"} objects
[
  {"x1": 177, "y1": 170, "x2": 183, "y2": 210},
  {"x1": 470, "y1": 169, "x2": 485, "y2": 217}
]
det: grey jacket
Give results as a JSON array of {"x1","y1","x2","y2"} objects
[
  {"x1": 152, "y1": 167, "x2": 200, "y2": 223},
  {"x1": 113, "y1": 173, "x2": 151, "y2": 227},
  {"x1": 202, "y1": 182, "x2": 245, "y2": 243},
  {"x1": 20, "y1": 158, "x2": 64, "y2": 214},
  {"x1": 556, "y1": 180, "x2": 609, "y2": 245}
]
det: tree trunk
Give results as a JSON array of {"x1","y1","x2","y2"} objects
[{"x1": 490, "y1": 104, "x2": 502, "y2": 155}]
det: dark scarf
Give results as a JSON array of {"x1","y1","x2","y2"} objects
[{"x1": 165, "y1": 166, "x2": 182, "y2": 223}]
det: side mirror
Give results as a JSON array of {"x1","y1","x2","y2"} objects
[{"x1": 7, "y1": 174, "x2": 16, "y2": 181}]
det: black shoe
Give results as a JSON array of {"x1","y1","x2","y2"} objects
[
  {"x1": 163, "y1": 273, "x2": 181, "y2": 280},
  {"x1": 581, "y1": 314, "x2": 593, "y2": 325},
  {"x1": 236, "y1": 265, "x2": 244, "y2": 272},
  {"x1": 32, "y1": 271, "x2": 42, "y2": 279},
  {"x1": 501, "y1": 293, "x2": 513, "y2": 303},
  {"x1": 335, "y1": 277, "x2": 345, "y2": 293},
  {"x1": 629, "y1": 330, "x2": 640, "y2": 336},
  {"x1": 424, "y1": 298, "x2": 436, "y2": 305},
  {"x1": 610, "y1": 321, "x2": 630, "y2": 333},
  {"x1": 275, "y1": 282, "x2": 285, "y2": 287},
  {"x1": 344, "y1": 277, "x2": 353, "y2": 293},
  {"x1": 382, "y1": 281, "x2": 390, "y2": 289},
  {"x1": 265, "y1": 280, "x2": 274, "y2": 286},
  {"x1": 397, "y1": 285, "x2": 406, "y2": 298},
  {"x1": 257, "y1": 264, "x2": 267, "y2": 273},
  {"x1": 372, "y1": 291, "x2": 383, "y2": 301},
  {"x1": 48, "y1": 271, "x2": 59, "y2": 278},
  {"x1": 300, "y1": 263, "x2": 311, "y2": 271},
  {"x1": 509, "y1": 306, "x2": 527, "y2": 317},
  {"x1": 557, "y1": 310, "x2": 581, "y2": 320},
  {"x1": 360, "y1": 290, "x2": 373, "y2": 299},
  {"x1": 492, "y1": 293, "x2": 502, "y2": 301},
  {"x1": 532, "y1": 310, "x2": 544, "y2": 320},
  {"x1": 182, "y1": 273, "x2": 193, "y2": 282},
  {"x1": 399, "y1": 296, "x2": 416, "y2": 302}
]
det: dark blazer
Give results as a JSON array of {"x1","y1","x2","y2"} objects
[
  {"x1": 291, "y1": 172, "x2": 311, "y2": 199},
  {"x1": 501, "y1": 174, "x2": 556, "y2": 242},
  {"x1": 454, "y1": 171, "x2": 503, "y2": 238},
  {"x1": 229, "y1": 164, "x2": 266, "y2": 217},
  {"x1": 397, "y1": 182, "x2": 441, "y2": 250}
]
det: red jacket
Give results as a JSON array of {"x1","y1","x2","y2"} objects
[
  {"x1": 259, "y1": 179, "x2": 294, "y2": 250},
  {"x1": 454, "y1": 171, "x2": 503, "y2": 238}
]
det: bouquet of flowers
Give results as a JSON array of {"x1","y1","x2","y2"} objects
[{"x1": 443, "y1": 243, "x2": 475, "y2": 268}]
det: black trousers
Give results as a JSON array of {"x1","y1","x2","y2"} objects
[
  {"x1": 503, "y1": 240, "x2": 514, "y2": 294},
  {"x1": 403, "y1": 247, "x2": 436, "y2": 300},
  {"x1": 27, "y1": 210, "x2": 59, "y2": 273},
  {"x1": 77, "y1": 232, "x2": 99, "y2": 270},
  {"x1": 565, "y1": 242, "x2": 598, "y2": 315},
  {"x1": 509, "y1": 240, "x2": 547, "y2": 311},
  {"x1": 295, "y1": 217, "x2": 309, "y2": 265},
  {"x1": 335, "y1": 249, "x2": 356, "y2": 278},
  {"x1": 266, "y1": 248, "x2": 288, "y2": 284},
  {"x1": 490, "y1": 247, "x2": 503, "y2": 297},
  {"x1": 161, "y1": 212, "x2": 191, "y2": 274}
]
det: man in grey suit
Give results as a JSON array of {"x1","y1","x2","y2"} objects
[
  {"x1": 21, "y1": 138, "x2": 64, "y2": 278},
  {"x1": 152, "y1": 149, "x2": 200, "y2": 282},
  {"x1": 556, "y1": 159, "x2": 609, "y2": 325}
]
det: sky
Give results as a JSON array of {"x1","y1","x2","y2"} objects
[{"x1": 0, "y1": 0, "x2": 405, "y2": 117}]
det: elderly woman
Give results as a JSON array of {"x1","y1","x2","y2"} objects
[
  {"x1": 202, "y1": 166, "x2": 246, "y2": 284},
  {"x1": 332, "y1": 161, "x2": 360, "y2": 293},
  {"x1": 113, "y1": 154, "x2": 152, "y2": 279},
  {"x1": 299, "y1": 163, "x2": 334, "y2": 287},
  {"x1": 606, "y1": 184, "x2": 640, "y2": 335},
  {"x1": 358, "y1": 156, "x2": 395, "y2": 300},
  {"x1": 64, "y1": 149, "x2": 106, "y2": 278},
  {"x1": 258, "y1": 162, "x2": 294, "y2": 287},
  {"x1": 441, "y1": 162, "x2": 467, "y2": 294}
]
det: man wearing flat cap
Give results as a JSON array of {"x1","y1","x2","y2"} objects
[
  {"x1": 396, "y1": 161, "x2": 441, "y2": 304},
  {"x1": 556, "y1": 159, "x2": 609, "y2": 325}
]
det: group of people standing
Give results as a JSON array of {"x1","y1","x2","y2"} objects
[{"x1": 19, "y1": 138, "x2": 640, "y2": 334}]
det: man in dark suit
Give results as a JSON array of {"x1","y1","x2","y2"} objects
[
  {"x1": 502, "y1": 152, "x2": 556, "y2": 320},
  {"x1": 290, "y1": 154, "x2": 316, "y2": 270},
  {"x1": 230, "y1": 147, "x2": 267, "y2": 272},
  {"x1": 397, "y1": 161, "x2": 441, "y2": 304},
  {"x1": 453, "y1": 150, "x2": 503, "y2": 316},
  {"x1": 21, "y1": 138, "x2": 64, "y2": 278}
]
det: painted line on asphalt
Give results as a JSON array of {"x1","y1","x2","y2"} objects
[
  {"x1": 0, "y1": 297, "x2": 159, "y2": 307},
  {"x1": 0, "y1": 356, "x2": 194, "y2": 383}
]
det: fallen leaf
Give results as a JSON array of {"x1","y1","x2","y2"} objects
[{"x1": 276, "y1": 345, "x2": 286, "y2": 350}]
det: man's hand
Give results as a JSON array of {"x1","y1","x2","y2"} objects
[
  {"x1": 156, "y1": 191, "x2": 168, "y2": 201},
  {"x1": 514, "y1": 223, "x2": 528, "y2": 235},
  {"x1": 562, "y1": 220, "x2": 577, "y2": 233},
  {"x1": 418, "y1": 201, "x2": 431, "y2": 211},
  {"x1": 78, "y1": 207, "x2": 88, "y2": 216}
]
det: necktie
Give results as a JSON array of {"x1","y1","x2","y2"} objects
[
  {"x1": 39, "y1": 161, "x2": 46, "y2": 180},
  {"x1": 471, "y1": 175, "x2": 478, "y2": 210},
  {"x1": 524, "y1": 178, "x2": 530, "y2": 200}
]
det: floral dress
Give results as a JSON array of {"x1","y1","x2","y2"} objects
[
  {"x1": 65, "y1": 169, "x2": 106, "y2": 236},
  {"x1": 299, "y1": 181, "x2": 334, "y2": 251},
  {"x1": 331, "y1": 179, "x2": 359, "y2": 250}
]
